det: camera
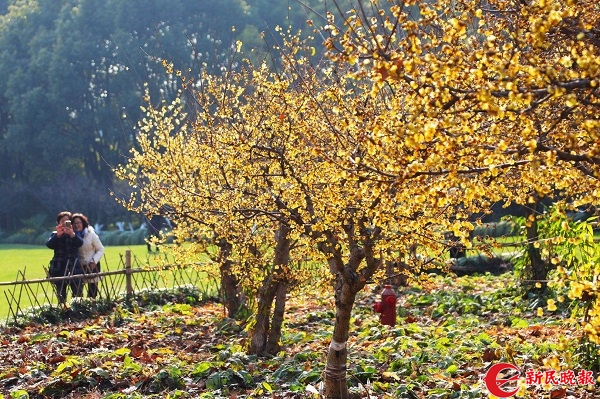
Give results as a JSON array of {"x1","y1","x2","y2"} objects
[{"x1": 64, "y1": 220, "x2": 72, "y2": 228}]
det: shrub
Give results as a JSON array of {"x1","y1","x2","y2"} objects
[
  {"x1": 128, "y1": 229, "x2": 147, "y2": 245},
  {"x1": 0, "y1": 227, "x2": 151, "y2": 246},
  {"x1": 4, "y1": 232, "x2": 34, "y2": 244},
  {"x1": 449, "y1": 254, "x2": 515, "y2": 276},
  {"x1": 20, "y1": 213, "x2": 50, "y2": 234},
  {"x1": 9, "y1": 285, "x2": 211, "y2": 327},
  {"x1": 116, "y1": 231, "x2": 131, "y2": 245},
  {"x1": 34, "y1": 231, "x2": 52, "y2": 245},
  {"x1": 98, "y1": 230, "x2": 121, "y2": 246},
  {"x1": 472, "y1": 220, "x2": 519, "y2": 238}
]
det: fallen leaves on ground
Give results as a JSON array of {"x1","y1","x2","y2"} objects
[{"x1": 0, "y1": 273, "x2": 597, "y2": 398}]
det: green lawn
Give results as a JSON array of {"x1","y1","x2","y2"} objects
[
  {"x1": 0, "y1": 244, "x2": 189, "y2": 321},
  {"x1": 0, "y1": 244, "x2": 168, "y2": 281}
]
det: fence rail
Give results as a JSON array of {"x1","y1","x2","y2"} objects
[{"x1": 1, "y1": 250, "x2": 217, "y2": 326}]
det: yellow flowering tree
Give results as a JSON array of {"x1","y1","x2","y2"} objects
[
  {"x1": 118, "y1": 28, "x2": 465, "y2": 396},
  {"x1": 117, "y1": 0, "x2": 600, "y2": 396},
  {"x1": 316, "y1": 0, "x2": 600, "y2": 385},
  {"x1": 320, "y1": 0, "x2": 600, "y2": 282},
  {"x1": 116, "y1": 71, "x2": 322, "y2": 355}
]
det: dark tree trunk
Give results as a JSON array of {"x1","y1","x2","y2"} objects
[
  {"x1": 265, "y1": 281, "x2": 287, "y2": 354},
  {"x1": 384, "y1": 249, "x2": 410, "y2": 287},
  {"x1": 524, "y1": 200, "x2": 548, "y2": 290},
  {"x1": 248, "y1": 276, "x2": 277, "y2": 355},
  {"x1": 385, "y1": 257, "x2": 394, "y2": 277},
  {"x1": 322, "y1": 221, "x2": 381, "y2": 399},
  {"x1": 324, "y1": 276, "x2": 358, "y2": 399},
  {"x1": 218, "y1": 238, "x2": 243, "y2": 317},
  {"x1": 248, "y1": 222, "x2": 291, "y2": 356}
]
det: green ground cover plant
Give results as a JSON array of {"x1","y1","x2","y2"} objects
[{"x1": 0, "y1": 273, "x2": 596, "y2": 399}]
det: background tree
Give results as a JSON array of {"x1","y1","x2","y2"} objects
[{"x1": 0, "y1": 0, "x2": 337, "y2": 231}]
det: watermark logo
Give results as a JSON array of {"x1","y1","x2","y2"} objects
[
  {"x1": 483, "y1": 362, "x2": 596, "y2": 397},
  {"x1": 482, "y1": 362, "x2": 520, "y2": 398}
]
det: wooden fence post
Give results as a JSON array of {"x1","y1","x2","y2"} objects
[{"x1": 125, "y1": 250, "x2": 133, "y2": 298}]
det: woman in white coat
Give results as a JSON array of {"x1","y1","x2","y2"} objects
[{"x1": 72, "y1": 213, "x2": 105, "y2": 298}]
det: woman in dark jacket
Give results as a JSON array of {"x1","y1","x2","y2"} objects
[{"x1": 46, "y1": 211, "x2": 84, "y2": 303}]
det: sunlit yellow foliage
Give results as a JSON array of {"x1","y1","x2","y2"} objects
[
  {"x1": 117, "y1": 0, "x2": 600, "y2": 394},
  {"x1": 326, "y1": 0, "x2": 599, "y2": 207},
  {"x1": 322, "y1": 1, "x2": 600, "y2": 351}
]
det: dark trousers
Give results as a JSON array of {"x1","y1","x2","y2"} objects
[
  {"x1": 50, "y1": 259, "x2": 83, "y2": 303},
  {"x1": 54, "y1": 277, "x2": 83, "y2": 303},
  {"x1": 83, "y1": 261, "x2": 101, "y2": 299},
  {"x1": 147, "y1": 235, "x2": 160, "y2": 252},
  {"x1": 88, "y1": 282, "x2": 98, "y2": 298}
]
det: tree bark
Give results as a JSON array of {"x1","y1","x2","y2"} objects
[
  {"x1": 322, "y1": 220, "x2": 381, "y2": 399},
  {"x1": 265, "y1": 281, "x2": 287, "y2": 354},
  {"x1": 324, "y1": 276, "x2": 358, "y2": 399},
  {"x1": 524, "y1": 200, "x2": 548, "y2": 290},
  {"x1": 248, "y1": 276, "x2": 275, "y2": 355},
  {"x1": 218, "y1": 238, "x2": 243, "y2": 317},
  {"x1": 248, "y1": 222, "x2": 291, "y2": 355}
]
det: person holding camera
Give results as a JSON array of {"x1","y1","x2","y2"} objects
[
  {"x1": 46, "y1": 211, "x2": 84, "y2": 304},
  {"x1": 72, "y1": 213, "x2": 104, "y2": 298}
]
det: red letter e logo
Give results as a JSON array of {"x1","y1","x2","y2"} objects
[{"x1": 483, "y1": 362, "x2": 520, "y2": 398}]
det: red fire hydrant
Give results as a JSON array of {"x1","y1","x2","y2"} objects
[{"x1": 373, "y1": 285, "x2": 397, "y2": 326}]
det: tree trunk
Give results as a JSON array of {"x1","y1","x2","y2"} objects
[
  {"x1": 265, "y1": 281, "x2": 287, "y2": 354},
  {"x1": 319, "y1": 221, "x2": 381, "y2": 398},
  {"x1": 218, "y1": 238, "x2": 243, "y2": 317},
  {"x1": 385, "y1": 255, "x2": 394, "y2": 277},
  {"x1": 248, "y1": 276, "x2": 277, "y2": 355},
  {"x1": 384, "y1": 249, "x2": 409, "y2": 287},
  {"x1": 524, "y1": 200, "x2": 548, "y2": 290},
  {"x1": 324, "y1": 276, "x2": 358, "y2": 399},
  {"x1": 248, "y1": 222, "x2": 291, "y2": 355}
]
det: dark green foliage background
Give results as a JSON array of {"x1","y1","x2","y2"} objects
[{"x1": 0, "y1": 0, "x2": 336, "y2": 231}]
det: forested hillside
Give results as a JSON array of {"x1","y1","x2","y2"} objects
[{"x1": 0, "y1": 0, "x2": 330, "y2": 231}]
